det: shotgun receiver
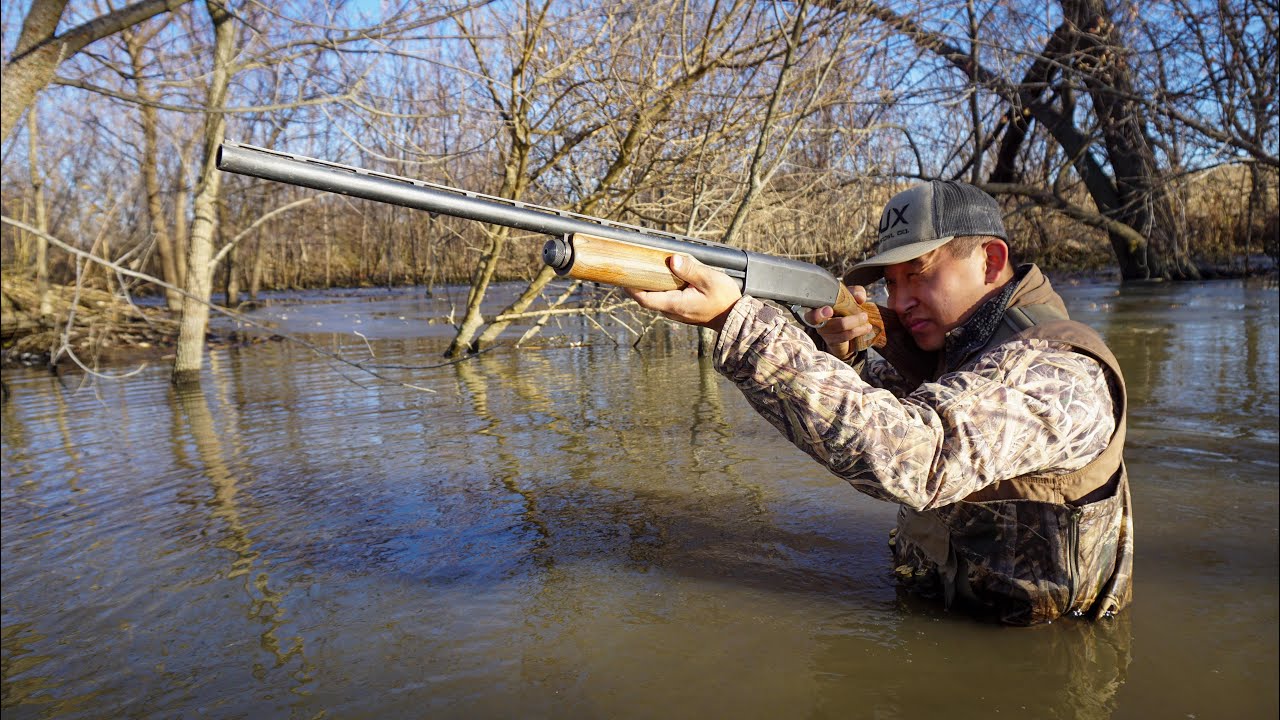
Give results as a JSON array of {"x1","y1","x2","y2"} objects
[{"x1": 216, "y1": 141, "x2": 885, "y2": 350}]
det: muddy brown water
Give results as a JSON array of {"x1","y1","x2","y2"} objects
[{"x1": 2, "y1": 278, "x2": 1277, "y2": 719}]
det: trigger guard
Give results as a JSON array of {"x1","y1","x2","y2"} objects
[{"x1": 791, "y1": 304, "x2": 826, "y2": 329}]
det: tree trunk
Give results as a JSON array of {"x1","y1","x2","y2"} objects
[
  {"x1": 15, "y1": 198, "x2": 32, "y2": 268},
  {"x1": 358, "y1": 211, "x2": 368, "y2": 285},
  {"x1": 474, "y1": 258, "x2": 571, "y2": 351},
  {"x1": 172, "y1": 0, "x2": 235, "y2": 385},
  {"x1": 409, "y1": 221, "x2": 421, "y2": 285},
  {"x1": 325, "y1": 233, "x2": 332, "y2": 288},
  {"x1": 448, "y1": 107, "x2": 532, "y2": 356},
  {"x1": 3, "y1": 0, "x2": 70, "y2": 142},
  {"x1": 125, "y1": 25, "x2": 183, "y2": 310},
  {"x1": 851, "y1": 1, "x2": 1198, "y2": 281},
  {"x1": 995, "y1": 2, "x2": 1197, "y2": 279},
  {"x1": 444, "y1": 3, "x2": 548, "y2": 357},
  {"x1": 222, "y1": 225, "x2": 239, "y2": 308},
  {"x1": 2, "y1": 0, "x2": 192, "y2": 140},
  {"x1": 1060, "y1": 0, "x2": 1197, "y2": 280},
  {"x1": 296, "y1": 234, "x2": 308, "y2": 289},
  {"x1": 27, "y1": 108, "x2": 52, "y2": 322},
  {"x1": 384, "y1": 218, "x2": 394, "y2": 289},
  {"x1": 173, "y1": 148, "x2": 191, "y2": 289},
  {"x1": 249, "y1": 236, "x2": 265, "y2": 302},
  {"x1": 449, "y1": 225, "x2": 515, "y2": 356}
]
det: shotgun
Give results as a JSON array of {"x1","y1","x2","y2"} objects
[{"x1": 216, "y1": 141, "x2": 885, "y2": 350}]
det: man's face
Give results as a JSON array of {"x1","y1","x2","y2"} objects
[{"x1": 882, "y1": 244, "x2": 994, "y2": 352}]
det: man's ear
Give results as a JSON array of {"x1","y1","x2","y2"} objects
[{"x1": 982, "y1": 239, "x2": 1009, "y2": 284}]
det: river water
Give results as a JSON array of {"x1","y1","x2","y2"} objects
[{"x1": 2, "y1": 278, "x2": 1277, "y2": 719}]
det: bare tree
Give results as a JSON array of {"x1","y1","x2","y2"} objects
[
  {"x1": 1, "y1": 0, "x2": 192, "y2": 140},
  {"x1": 122, "y1": 18, "x2": 185, "y2": 310},
  {"x1": 1144, "y1": 0, "x2": 1277, "y2": 170},
  {"x1": 1142, "y1": 0, "x2": 1278, "y2": 262},
  {"x1": 437, "y1": 0, "x2": 811, "y2": 356},
  {"x1": 171, "y1": 0, "x2": 235, "y2": 384},
  {"x1": 830, "y1": 0, "x2": 1204, "y2": 279}
]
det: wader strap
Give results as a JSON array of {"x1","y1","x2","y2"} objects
[{"x1": 987, "y1": 303, "x2": 1069, "y2": 350}]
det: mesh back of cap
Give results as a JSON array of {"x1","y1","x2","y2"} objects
[{"x1": 934, "y1": 181, "x2": 1007, "y2": 240}]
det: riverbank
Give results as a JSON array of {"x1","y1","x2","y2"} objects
[
  {"x1": 1, "y1": 277, "x2": 179, "y2": 368},
  {"x1": 4, "y1": 255, "x2": 1276, "y2": 369}
]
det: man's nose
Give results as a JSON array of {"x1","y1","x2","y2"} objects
[{"x1": 889, "y1": 291, "x2": 915, "y2": 315}]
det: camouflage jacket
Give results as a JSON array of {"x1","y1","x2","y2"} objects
[{"x1": 713, "y1": 265, "x2": 1132, "y2": 624}]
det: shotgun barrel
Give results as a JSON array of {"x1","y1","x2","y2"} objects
[{"x1": 216, "y1": 141, "x2": 884, "y2": 348}]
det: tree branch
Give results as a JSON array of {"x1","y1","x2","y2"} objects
[
  {"x1": 208, "y1": 196, "x2": 316, "y2": 270},
  {"x1": 10, "y1": 0, "x2": 192, "y2": 63},
  {"x1": 983, "y1": 181, "x2": 1147, "y2": 254}
]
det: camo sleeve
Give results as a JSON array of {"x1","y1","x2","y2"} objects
[
  {"x1": 858, "y1": 354, "x2": 915, "y2": 396},
  {"x1": 714, "y1": 297, "x2": 1115, "y2": 510},
  {"x1": 803, "y1": 325, "x2": 914, "y2": 396}
]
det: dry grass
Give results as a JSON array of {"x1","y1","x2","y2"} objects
[{"x1": 1177, "y1": 164, "x2": 1279, "y2": 268}]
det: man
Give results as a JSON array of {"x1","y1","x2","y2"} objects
[{"x1": 628, "y1": 180, "x2": 1132, "y2": 625}]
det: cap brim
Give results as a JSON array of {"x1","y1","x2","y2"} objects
[{"x1": 843, "y1": 235, "x2": 955, "y2": 287}]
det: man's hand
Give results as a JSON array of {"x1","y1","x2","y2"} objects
[
  {"x1": 804, "y1": 284, "x2": 874, "y2": 361},
  {"x1": 626, "y1": 254, "x2": 743, "y2": 332}
]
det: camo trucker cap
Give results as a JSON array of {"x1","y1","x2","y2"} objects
[{"x1": 844, "y1": 180, "x2": 1007, "y2": 287}]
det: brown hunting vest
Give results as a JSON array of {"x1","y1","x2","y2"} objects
[{"x1": 890, "y1": 268, "x2": 1134, "y2": 625}]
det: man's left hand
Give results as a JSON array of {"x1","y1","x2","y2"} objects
[{"x1": 626, "y1": 254, "x2": 742, "y2": 332}]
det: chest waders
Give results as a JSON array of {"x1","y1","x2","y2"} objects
[{"x1": 891, "y1": 303, "x2": 1134, "y2": 626}]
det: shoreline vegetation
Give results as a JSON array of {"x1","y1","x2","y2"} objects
[
  {"x1": 5, "y1": 161, "x2": 1277, "y2": 372},
  {"x1": 4, "y1": 248, "x2": 1276, "y2": 371}
]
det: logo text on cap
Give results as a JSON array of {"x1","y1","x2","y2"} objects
[{"x1": 879, "y1": 203, "x2": 909, "y2": 235}]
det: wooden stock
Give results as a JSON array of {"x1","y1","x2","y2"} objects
[
  {"x1": 832, "y1": 284, "x2": 887, "y2": 351},
  {"x1": 563, "y1": 232, "x2": 886, "y2": 351}
]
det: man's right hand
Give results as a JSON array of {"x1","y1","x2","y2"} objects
[{"x1": 804, "y1": 284, "x2": 875, "y2": 362}]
